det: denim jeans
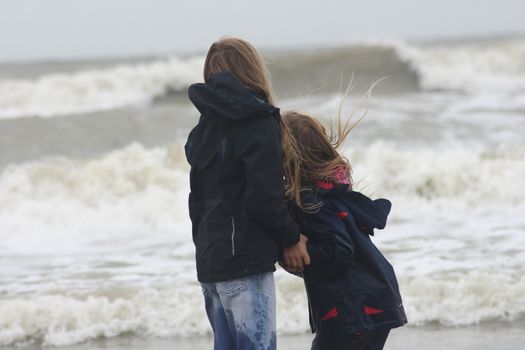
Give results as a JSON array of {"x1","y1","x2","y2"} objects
[{"x1": 201, "y1": 272, "x2": 276, "y2": 350}]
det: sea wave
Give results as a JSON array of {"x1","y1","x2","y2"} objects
[
  {"x1": 0, "y1": 143, "x2": 190, "y2": 253},
  {"x1": 0, "y1": 56, "x2": 204, "y2": 119},
  {"x1": 1, "y1": 269, "x2": 524, "y2": 346},
  {"x1": 1, "y1": 143, "x2": 525, "y2": 346},
  {"x1": 270, "y1": 38, "x2": 525, "y2": 97},
  {"x1": 396, "y1": 39, "x2": 525, "y2": 93},
  {"x1": 350, "y1": 141, "x2": 525, "y2": 204},
  {"x1": 1, "y1": 39, "x2": 525, "y2": 119},
  {"x1": 1, "y1": 142, "x2": 523, "y2": 234}
]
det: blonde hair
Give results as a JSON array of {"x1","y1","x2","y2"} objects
[
  {"x1": 281, "y1": 77, "x2": 384, "y2": 209},
  {"x1": 281, "y1": 111, "x2": 353, "y2": 210},
  {"x1": 203, "y1": 36, "x2": 275, "y2": 104},
  {"x1": 204, "y1": 37, "x2": 304, "y2": 200}
]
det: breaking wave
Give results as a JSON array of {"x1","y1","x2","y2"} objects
[
  {"x1": 2, "y1": 38, "x2": 525, "y2": 119},
  {"x1": 1, "y1": 142, "x2": 524, "y2": 346},
  {"x1": 0, "y1": 56, "x2": 204, "y2": 119}
]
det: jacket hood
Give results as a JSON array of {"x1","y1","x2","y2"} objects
[
  {"x1": 185, "y1": 71, "x2": 279, "y2": 170},
  {"x1": 188, "y1": 71, "x2": 279, "y2": 122},
  {"x1": 314, "y1": 182, "x2": 392, "y2": 232}
]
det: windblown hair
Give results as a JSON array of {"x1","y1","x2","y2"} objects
[
  {"x1": 281, "y1": 111, "x2": 353, "y2": 210},
  {"x1": 281, "y1": 76, "x2": 383, "y2": 209},
  {"x1": 203, "y1": 36, "x2": 275, "y2": 104}
]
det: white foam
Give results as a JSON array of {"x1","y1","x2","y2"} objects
[
  {"x1": 2, "y1": 142, "x2": 522, "y2": 248},
  {"x1": 395, "y1": 40, "x2": 525, "y2": 93},
  {"x1": 1, "y1": 142, "x2": 525, "y2": 346},
  {"x1": 349, "y1": 142, "x2": 525, "y2": 204},
  {"x1": 0, "y1": 56, "x2": 204, "y2": 119},
  {"x1": 344, "y1": 39, "x2": 525, "y2": 94},
  {"x1": 0, "y1": 287, "x2": 210, "y2": 346},
  {"x1": 400, "y1": 270, "x2": 525, "y2": 326}
]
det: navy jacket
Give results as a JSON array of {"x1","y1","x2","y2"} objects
[
  {"x1": 291, "y1": 182, "x2": 407, "y2": 334},
  {"x1": 185, "y1": 71, "x2": 300, "y2": 283}
]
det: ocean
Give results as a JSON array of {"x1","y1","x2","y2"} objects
[{"x1": 1, "y1": 37, "x2": 525, "y2": 349}]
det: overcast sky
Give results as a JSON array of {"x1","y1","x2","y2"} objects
[{"x1": 1, "y1": 0, "x2": 524, "y2": 61}]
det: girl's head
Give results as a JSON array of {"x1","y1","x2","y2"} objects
[
  {"x1": 281, "y1": 111, "x2": 353, "y2": 209},
  {"x1": 203, "y1": 37, "x2": 274, "y2": 103}
]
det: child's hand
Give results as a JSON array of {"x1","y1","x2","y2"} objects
[{"x1": 282, "y1": 234, "x2": 310, "y2": 272}]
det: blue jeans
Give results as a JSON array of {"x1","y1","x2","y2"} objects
[{"x1": 201, "y1": 272, "x2": 276, "y2": 350}]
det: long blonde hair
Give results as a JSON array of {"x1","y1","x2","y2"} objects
[
  {"x1": 281, "y1": 76, "x2": 383, "y2": 209},
  {"x1": 281, "y1": 111, "x2": 353, "y2": 209},
  {"x1": 203, "y1": 36, "x2": 275, "y2": 104},
  {"x1": 203, "y1": 37, "x2": 302, "y2": 192}
]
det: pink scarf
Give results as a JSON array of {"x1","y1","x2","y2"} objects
[
  {"x1": 315, "y1": 167, "x2": 351, "y2": 190},
  {"x1": 331, "y1": 167, "x2": 350, "y2": 185}
]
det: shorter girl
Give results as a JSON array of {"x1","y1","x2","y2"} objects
[{"x1": 281, "y1": 111, "x2": 407, "y2": 350}]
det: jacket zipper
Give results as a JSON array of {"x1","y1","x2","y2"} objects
[{"x1": 230, "y1": 216, "x2": 236, "y2": 256}]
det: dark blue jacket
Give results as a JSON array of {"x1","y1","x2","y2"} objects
[
  {"x1": 185, "y1": 72, "x2": 300, "y2": 283},
  {"x1": 290, "y1": 182, "x2": 407, "y2": 334}
]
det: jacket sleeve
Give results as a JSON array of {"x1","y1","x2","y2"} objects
[
  {"x1": 300, "y1": 202, "x2": 355, "y2": 276},
  {"x1": 237, "y1": 117, "x2": 300, "y2": 247}
]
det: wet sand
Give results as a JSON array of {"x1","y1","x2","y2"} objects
[{"x1": 9, "y1": 322, "x2": 525, "y2": 350}]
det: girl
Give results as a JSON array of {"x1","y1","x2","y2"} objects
[
  {"x1": 184, "y1": 37, "x2": 310, "y2": 350},
  {"x1": 281, "y1": 111, "x2": 407, "y2": 350}
]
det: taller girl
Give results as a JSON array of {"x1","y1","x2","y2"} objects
[{"x1": 185, "y1": 37, "x2": 310, "y2": 350}]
